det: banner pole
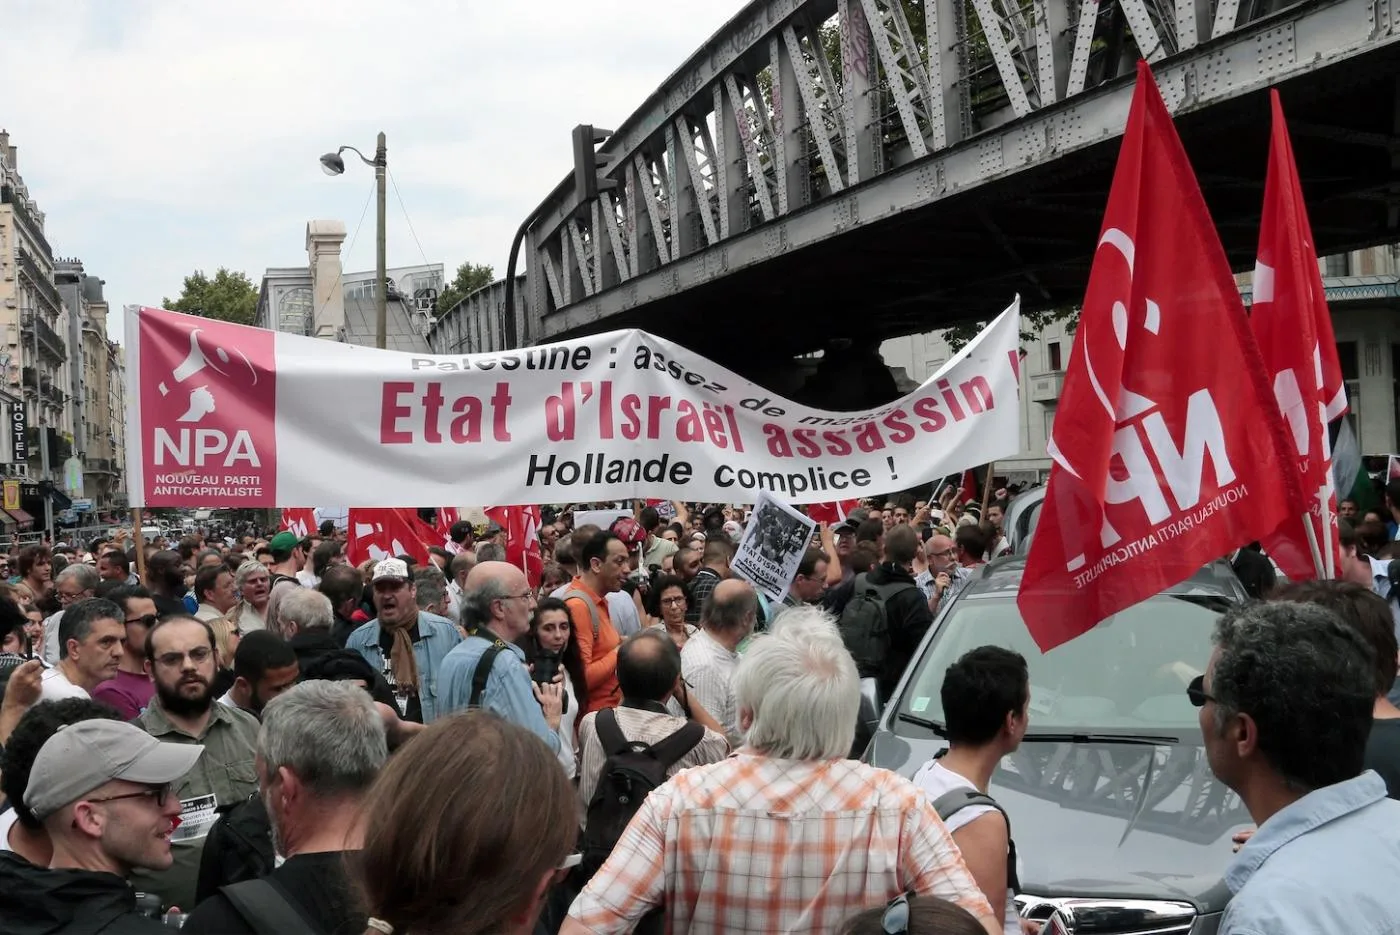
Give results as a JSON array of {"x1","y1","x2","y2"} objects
[
  {"x1": 1319, "y1": 493, "x2": 1336, "y2": 579},
  {"x1": 1300, "y1": 514, "x2": 1325, "y2": 580},
  {"x1": 979, "y1": 462, "x2": 997, "y2": 518},
  {"x1": 131, "y1": 508, "x2": 147, "y2": 583}
]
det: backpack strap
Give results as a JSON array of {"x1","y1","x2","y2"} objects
[
  {"x1": 221, "y1": 877, "x2": 321, "y2": 935},
  {"x1": 468, "y1": 640, "x2": 505, "y2": 709},
  {"x1": 596, "y1": 706, "x2": 632, "y2": 755},
  {"x1": 930, "y1": 788, "x2": 1020, "y2": 894},
  {"x1": 643, "y1": 719, "x2": 705, "y2": 770},
  {"x1": 561, "y1": 589, "x2": 601, "y2": 638}
]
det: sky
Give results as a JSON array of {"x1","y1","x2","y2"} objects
[{"x1": 0, "y1": 0, "x2": 745, "y2": 345}]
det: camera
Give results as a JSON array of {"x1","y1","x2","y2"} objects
[{"x1": 532, "y1": 652, "x2": 561, "y2": 684}]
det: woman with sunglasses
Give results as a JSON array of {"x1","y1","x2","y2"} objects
[
  {"x1": 356, "y1": 711, "x2": 578, "y2": 935},
  {"x1": 839, "y1": 892, "x2": 990, "y2": 935}
]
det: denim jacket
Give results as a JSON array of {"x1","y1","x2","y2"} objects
[
  {"x1": 1222, "y1": 770, "x2": 1400, "y2": 934},
  {"x1": 438, "y1": 632, "x2": 560, "y2": 753},
  {"x1": 345, "y1": 611, "x2": 462, "y2": 723}
]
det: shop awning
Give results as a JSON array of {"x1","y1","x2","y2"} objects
[{"x1": 6, "y1": 508, "x2": 35, "y2": 528}]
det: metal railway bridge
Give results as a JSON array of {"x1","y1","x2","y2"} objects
[{"x1": 428, "y1": 0, "x2": 1400, "y2": 383}]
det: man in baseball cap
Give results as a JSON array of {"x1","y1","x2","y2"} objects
[{"x1": 0, "y1": 720, "x2": 202, "y2": 929}]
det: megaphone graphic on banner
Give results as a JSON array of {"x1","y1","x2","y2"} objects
[{"x1": 158, "y1": 327, "x2": 259, "y2": 424}]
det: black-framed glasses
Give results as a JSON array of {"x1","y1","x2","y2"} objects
[
  {"x1": 88, "y1": 784, "x2": 172, "y2": 809},
  {"x1": 126, "y1": 614, "x2": 159, "y2": 627},
  {"x1": 1187, "y1": 674, "x2": 1216, "y2": 708},
  {"x1": 882, "y1": 891, "x2": 911, "y2": 934}
]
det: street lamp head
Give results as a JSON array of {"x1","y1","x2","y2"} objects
[{"x1": 319, "y1": 152, "x2": 346, "y2": 176}]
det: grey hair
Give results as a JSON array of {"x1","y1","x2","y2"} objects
[
  {"x1": 235, "y1": 560, "x2": 267, "y2": 588},
  {"x1": 414, "y1": 577, "x2": 446, "y2": 611},
  {"x1": 475, "y1": 543, "x2": 507, "y2": 564},
  {"x1": 278, "y1": 588, "x2": 333, "y2": 631},
  {"x1": 733, "y1": 607, "x2": 858, "y2": 760},
  {"x1": 1211, "y1": 601, "x2": 1375, "y2": 791},
  {"x1": 258, "y1": 680, "x2": 387, "y2": 798},
  {"x1": 460, "y1": 574, "x2": 513, "y2": 630},
  {"x1": 55, "y1": 563, "x2": 98, "y2": 591}
]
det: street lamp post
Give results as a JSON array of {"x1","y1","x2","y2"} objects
[{"x1": 320, "y1": 132, "x2": 388, "y2": 350}]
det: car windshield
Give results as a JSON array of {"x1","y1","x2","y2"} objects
[{"x1": 896, "y1": 593, "x2": 1223, "y2": 733}]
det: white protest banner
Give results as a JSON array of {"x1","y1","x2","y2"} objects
[
  {"x1": 731, "y1": 491, "x2": 818, "y2": 604},
  {"x1": 125, "y1": 298, "x2": 1021, "y2": 507}
]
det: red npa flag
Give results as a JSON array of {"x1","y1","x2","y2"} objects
[
  {"x1": 346, "y1": 508, "x2": 440, "y2": 567},
  {"x1": 1252, "y1": 90, "x2": 1348, "y2": 581},
  {"x1": 278, "y1": 508, "x2": 316, "y2": 538},
  {"x1": 1018, "y1": 62, "x2": 1299, "y2": 651},
  {"x1": 485, "y1": 505, "x2": 544, "y2": 588}
]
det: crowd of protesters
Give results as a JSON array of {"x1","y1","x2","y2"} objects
[{"x1": 0, "y1": 484, "x2": 1393, "y2": 933}]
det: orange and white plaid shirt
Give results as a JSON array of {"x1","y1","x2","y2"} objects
[{"x1": 567, "y1": 752, "x2": 995, "y2": 934}]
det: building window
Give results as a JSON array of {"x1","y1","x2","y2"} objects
[
  {"x1": 1048, "y1": 341, "x2": 1063, "y2": 372},
  {"x1": 1323, "y1": 254, "x2": 1350, "y2": 277}
]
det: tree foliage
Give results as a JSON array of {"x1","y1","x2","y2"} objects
[
  {"x1": 162, "y1": 268, "x2": 259, "y2": 326},
  {"x1": 434, "y1": 261, "x2": 496, "y2": 317},
  {"x1": 943, "y1": 304, "x2": 1081, "y2": 352}
]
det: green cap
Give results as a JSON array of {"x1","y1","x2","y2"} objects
[{"x1": 268, "y1": 531, "x2": 301, "y2": 552}]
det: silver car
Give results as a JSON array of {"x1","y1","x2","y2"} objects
[{"x1": 861, "y1": 556, "x2": 1251, "y2": 934}]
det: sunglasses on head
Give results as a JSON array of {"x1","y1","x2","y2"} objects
[{"x1": 882, "y1": 892, "x2": 911, "y2": 934}]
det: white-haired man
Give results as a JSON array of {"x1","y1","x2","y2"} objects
[{"x1": 562, "y1": 606, "x2": 1000, "y2": 935}]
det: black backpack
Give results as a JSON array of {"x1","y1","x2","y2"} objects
[
  {"x1": 578, "y1": 708, "x2": 703, "y2": 879},
  {"x1": 837, "y1": 574, "x2": 917, "y2": 678}
]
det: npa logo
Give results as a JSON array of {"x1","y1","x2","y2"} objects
[
  {"x1": 139, "y1": 307, "x2": 276, "y2": 506},
  {"x1": 1049, "y1": 229, "x2": 1239, "y2": 571}
]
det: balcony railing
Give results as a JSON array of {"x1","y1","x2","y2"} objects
[
  {"x1": 17, "y1": 251, "x2": 64, "y2": 315},
  {"x1": 21, "y1": 311, "x2": 67, "y2": 361}
]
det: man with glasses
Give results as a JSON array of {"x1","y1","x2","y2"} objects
[
  {"x1": 345, "y1": 558, "x2": 461, "y2": 724},
  {"x1": 93, "y1": 585, "x2": 160, "y2": 719},
  {"x1": 1193, "y1": 601, "x2": 1400, "y2": 935},
  {"x1": 39, "y1": 563, "x2": 99, "y2": 664},
  {"x1": 133, "y1": 615, "x2": 260, "y2": 913},
  {"x1": 0, "y1": 719, "x2": 201, "y2": 933},
  {"x1": 919, "y1": 533, "x2": 973, "y2": 614},
  {"x1": 439, "y1": 561, "x2": 562, "y2": 750}
]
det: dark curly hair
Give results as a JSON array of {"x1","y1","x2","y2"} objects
[{"x1": 1, "y1": 698, "x2": 124, "y2": 829}]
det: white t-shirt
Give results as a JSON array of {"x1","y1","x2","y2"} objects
[
  {"x1": 0, "y1": 807, "x2": 18, "y2": 852},
  {"x1": 556, "y1": 677, "x2": 580, "y2": 779},
  {"x1": 39, "y1": 666, "x2": 90, "y2": 702},
  {"x1": 912, "y1": 760, "x2": 1020, "y2": 935}
]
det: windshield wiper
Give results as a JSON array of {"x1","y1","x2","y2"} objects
[
  {"x1": 1020, "y1": 731, "x2": 1180, "y2": 745},
  {"x1": 896, "y1": 713, "x2": 948, "y2": 736}
]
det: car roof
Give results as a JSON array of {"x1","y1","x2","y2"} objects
[{"x1": 958, "y1": 554, "x2": 1251, "y2": 602}]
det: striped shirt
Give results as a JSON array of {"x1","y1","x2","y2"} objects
[
  {"x1": 576, "y1": 705, "x2": 729, "y2": 817},
  {"x1": 567, "y1": 753, "x2": 995, "y2": 934}
]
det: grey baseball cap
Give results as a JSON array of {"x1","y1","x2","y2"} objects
[{"x1": 25, "y1": 720, "x2": 203, "y2": 821}]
